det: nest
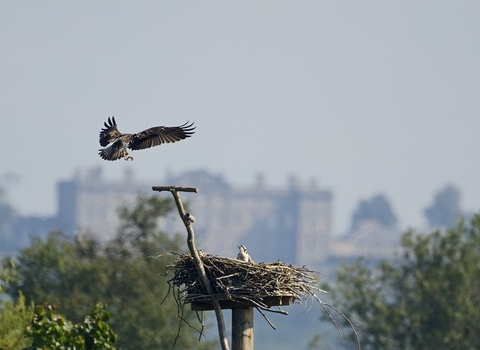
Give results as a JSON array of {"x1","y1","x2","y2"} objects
[
  {"x1": 164, "y1": 251, "x2": 360, "y2": 348},
  {"x1": 165, "y1": 252, "x2": 321, "y2": 311}
]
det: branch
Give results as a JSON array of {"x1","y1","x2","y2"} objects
[
  {"x1": 153, "y1": 186, "x2": 230, "y2": 350},
  {"x1": 152, "y1": 186, "x2": 198, "y2": 193}
]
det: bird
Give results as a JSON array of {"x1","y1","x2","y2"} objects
[
  {"x1": 98, "y1": 117, "x2": 195, "y2": 161},
  {"x1": 237, "y1": 244, "x2": 253, "y2": 263}
]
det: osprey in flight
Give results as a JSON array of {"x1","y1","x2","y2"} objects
[{"x1": 98, "y1": 117, "x2": 195, "y2": 161}]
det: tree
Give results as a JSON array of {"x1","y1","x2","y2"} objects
[
  {"x1": 0, "y1": 259, "x2": 32, "y2": 350},
  {"x1": 25, "y1": 303, "x2": 116, "y2": 349},
  {"x1": 424, "y1": 184, "x2": 462, "y2": 228},
  {"x1": 350, "y1": 194, "x2": 397, "y2": 232},
  {"x1": 322, "y1": 212, "x2": 480, "y2": 349},
  {"x1": 5, "y1": 195, "x2": 213, "y2": 350}
]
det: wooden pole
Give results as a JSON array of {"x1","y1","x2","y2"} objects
[
  {"x1": 232, "y1": 307, "x2": 254, "y2": 350},
  {"x1": 152, "y1": 186, "x2": 230, "y2": 350}
]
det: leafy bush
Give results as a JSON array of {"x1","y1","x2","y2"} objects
[{"x1": 25, "y1": 303, "x2": 116, "y2": 350}]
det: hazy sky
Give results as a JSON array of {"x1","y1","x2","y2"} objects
[{"x1": 1, "y1": 1, "x2": 479, "y2": 234}]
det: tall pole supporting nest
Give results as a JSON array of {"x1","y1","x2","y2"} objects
[
  {"x1": 152, "y1": 186, "x2": 231, "y2": 350},
  {"x1": 158, "y1": 186, "x2": 360, "y2": 350},
  {"x1": 232, "y1": 307, "x2": 254, "y2": 350}
]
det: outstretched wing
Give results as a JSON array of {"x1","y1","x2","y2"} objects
[
  {"x1": 128, "y1": 121, "x2": 195, "y2": 150},
  {"x1": 98, "y1": 140, "x2": 127, "y2": 161},
  {"x1": 99, "y1": 117, "x2": 123, "y2": 147}
]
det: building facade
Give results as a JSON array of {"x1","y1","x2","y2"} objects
[
  {"x1": 54, "y1": 168, "x2": 334, "y2": 270},
  {"x1": 163, "y1": 171, "x2": 333, "y2": 269}
]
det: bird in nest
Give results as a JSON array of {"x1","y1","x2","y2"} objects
[
  {"x1": 237, "y1": 244, "x2": 253, "y2": 263},
  {"x1": 98, "y1": 116, "x2": 195, "y2": 161}
]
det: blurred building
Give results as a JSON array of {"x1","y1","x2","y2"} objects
[
  {"x1": 50, "y1": 167, "x2": 333, "y2": 269},
  {"x1": 5, "y1": 167, "x2": 406, "y2": 272},
  {"x1": 329, "y1": 219, "x2": 402, "y2": 259},
  {"x1": 56, "y1": 167, "x2": 148, "y2": 240},
  {"x1": 164, "y1": 171, "x2": 333, "y2": 269}
]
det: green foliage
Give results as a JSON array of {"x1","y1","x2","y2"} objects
[
  {"x1": 0, "y1": 259, "x2": 33, "y2": 350},
  {"x1": 25, "y1": 303, "x2": 116, "y2": 350},
  {"x1": 80, "y1": 303, "x2": 116, "y2": 349},
  {"x1": 424, "y1": 184, "x2": 462, "y2": 228},
  {"x1": 350, "y1": 194, "x2": 397, "y2": 232},
  {"x1": 0, "y1": 293, "x2": 32, "y2": 350},
  {"x1": 5, "y1": 194, "x2": 213, "y2": 350},
  {"x1": 1, "y1": 258, "x2": 15, "y2": 295},
  {"x1": 324, "y1": 213, "x2": 480, "y2": 349}
]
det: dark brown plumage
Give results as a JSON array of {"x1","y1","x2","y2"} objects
[{"x1": 98, "y1": 117, "x2": 195, "y2": 161}]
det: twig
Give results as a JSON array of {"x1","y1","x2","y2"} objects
[
  {"x1": 312, "y1": 294, "x2": 361, "y2": 350},
  {"x1": 255, "y1": 307, "x2": 276, "y2": 330},
  {"x1": 195, "y1": 311, "x2": 205, "y2": 342}
]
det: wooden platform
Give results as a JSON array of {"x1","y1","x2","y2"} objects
[{"x1": 190, "y1": 295, "x2": 294, "y2": 311}]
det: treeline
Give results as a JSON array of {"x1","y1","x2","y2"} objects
[
  {"x1": 319, "y1": 212, "x2": 480, "y2": 349},
  {"x1": 0, "y1": 195, "x2": 213, "y2": 350},
  {"x1": 2, "y1": 190, "x2": 480, "y2": 349},
  {"x1": 349, "y1": 184, "x2": 463, "y2": 233}
]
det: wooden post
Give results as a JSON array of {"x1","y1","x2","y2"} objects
[
  {"x1": 152, "y1": 186, "x2": 230, "y2": 350},
  {"x1": 232, "y1": 307, "x2": 254, "y2": 350}
]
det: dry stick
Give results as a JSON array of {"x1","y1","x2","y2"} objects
[
  {"x1": 255, "y1": 307, "x2": 276, "y2": 330},
  {"x1": 152, "y1": 186, "x2": 230, "y2": 350}
]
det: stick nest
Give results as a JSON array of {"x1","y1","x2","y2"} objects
[
  {"x1": 165, "y1": 252, "x2": 320, "y2": 308},
  {"x1": 164, "y1": 252, "x2": 360, "y2": 348}
]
